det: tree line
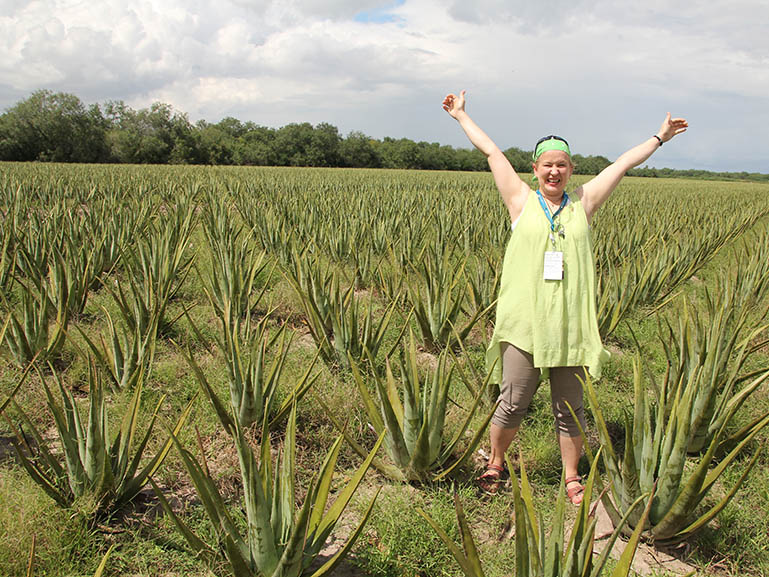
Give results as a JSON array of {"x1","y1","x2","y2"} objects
[{"x1": 1, "y1": 89, "x2": 766, "y2": 181}]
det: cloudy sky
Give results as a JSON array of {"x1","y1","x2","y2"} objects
[{"x1": 1, "y1": 0, "x2": 768, "y2": 172}]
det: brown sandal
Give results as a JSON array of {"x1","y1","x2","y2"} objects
[
  {"x1": 565, "y1": 476, "x2": 585, "y2": 505},
  {"x1": 477, "y1": 463, "x2": 506, "y2": 494}
]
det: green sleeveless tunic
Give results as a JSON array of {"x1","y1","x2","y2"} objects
[{"x1": 485, "y1": 190, "x2": 609, "y2": 382}]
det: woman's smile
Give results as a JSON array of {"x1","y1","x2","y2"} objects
[{"x1": 534, "y1": 150, "x2": 573, "y2": 198}]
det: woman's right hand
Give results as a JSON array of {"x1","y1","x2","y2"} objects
[{"x1": 442, "y1": 90, "x2": 466, "y2": 119}]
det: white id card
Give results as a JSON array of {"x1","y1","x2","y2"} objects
[{"x1": 543, "y1": 251, "x2": 563, "y2": 280}]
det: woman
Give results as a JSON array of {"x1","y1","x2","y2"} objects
[{"x1": 442, "y1": 90, "x2": 687, "y2": 502}]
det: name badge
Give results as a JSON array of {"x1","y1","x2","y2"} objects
[{"x1": 543, "y1": 251, "x2": 563, "y2": 280}]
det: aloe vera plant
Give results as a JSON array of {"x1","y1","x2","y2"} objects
[
  {"x1": 198, "y1": 195, "x2": 293, "y2": 428},
  {"x1": 76, "y1": 304, "x2": 155, "y2": 392},
  {"x1": 731, "y1": 230, "x2": 769, "y2": 310},
  {"x1": 199, "y1": 193, "x2": 269, "y2": 329},
  {"x1": 288, "y1": 254, "x2": 404, "y2": 371},
  {"x1": 122, "y1": 199, "x2": 196, "y2": 335},
  {"x1": 2, "y1": 275, "x2": 69, "y2": 366},
  {"x1": 408, "y1": 244, "x2": 495, "y2": 351},
  {"x1": 582, "y1": 355, "x2": 768, "y2": 543},
  {"x1": 78, "y1": 227, "x2": 188, "y2": 388},
  {"x1": 209, "y1": 314, "x2": 300, "y2": 430},
  {"x1": 0, "y1": 207, "x2": 17, "y2": 293},
  {"x1": 3, "y1": 361, "x2": 193, "y2": 514},
  {"x1": 152, "y1": 404, "x2": 384, "y2": 577},
  {"x1": 465, "y1": 252, "x2": 500, "y2": 324},
  {"x1": 76, "y1": 243, "x2": 171, "y2": 391},
  {"x1": 75, "y1": 204, "x2": 195, "y2": 388},
  {"x1": 50, "y1": 239, "x2": 100, "y2": 317},
  {"x1": 417, "y1": 449, "x2": 652, "y2": 577},
  {"x1": 180, "y1": 318, "x2": 318, "y2": 434},
  {"x1": 658, "y1": 292, "x2": 769, "y2": 454},
  {"x1": 326, "y1": 332, "x2": 495, "y2": 482}
]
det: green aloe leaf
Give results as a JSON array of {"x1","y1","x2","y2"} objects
[
  {"x1": 308, "y1": 486, "x2": 382, "y2": 577},
  {"x1": 416, "y1": 496, "x2": 485, "y2": 577}
]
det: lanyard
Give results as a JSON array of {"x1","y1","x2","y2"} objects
[
  {"x1": 535, "y1": 189, "x2": 568, "y2": 230},
  {"x1": 535, "y1": 189, "x2": 568, "y2": 247}
]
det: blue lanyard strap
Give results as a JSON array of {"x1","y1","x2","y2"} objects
[{"x1": 535, "y1": 190, "x2": 569, "y2": 232}]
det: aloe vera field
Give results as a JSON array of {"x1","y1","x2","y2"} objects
[{"x1": 1, "y1": 161, "x2": 769, "y2": 577}]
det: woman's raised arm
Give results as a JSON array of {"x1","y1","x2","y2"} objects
[
  {"x1": 578, "y1": 113, "x2": 688, "y2": 222},
  {"x1": 443, "y1": 90, "x2": 529, "y2": 220}
]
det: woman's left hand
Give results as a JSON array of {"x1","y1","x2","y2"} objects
[{"x1": 657, "y1": 113, "x2": 688, "y2": 143}]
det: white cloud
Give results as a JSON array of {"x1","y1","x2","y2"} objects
[{"x1": 0, "y1": 0, "x2": 767, "y2": 171}]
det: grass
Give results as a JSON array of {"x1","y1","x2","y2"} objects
[
  {"x1": 352, "y1": 483, "x2": 469, "y2": 577},
  {"x1": 0, "y1": 466, "x2": 97, "y2": 576}
]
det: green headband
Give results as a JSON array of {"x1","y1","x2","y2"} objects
[{"x1": 532, "y1": 138, "x2": 571, "y2": 162}]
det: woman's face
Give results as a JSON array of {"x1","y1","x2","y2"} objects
[{"x1": 532, "y1": 150, "x2": 573, "y2": 197}]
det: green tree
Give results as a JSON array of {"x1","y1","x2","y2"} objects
[
  {"x1": 195, "y1": 120, "x2": 236, "y2": 165},
  {"x1": 340, "y1": 131, "x2": 380, "y2": 168},
  {"x1": 308, "y1": 122, "x2": 342, "y2": 167},
  {"x1": 234, "y1": 125, "x2": 277, "y2": 165},
  {"x1": 272, "y1": 122, "x2": 314, "y2": 166},
  {"x1": 0, "y1": 89, "x2": 109, "y2": 162},
  {"x1": 105, "y1": 101, "x2": 194, "y2": 164},
  {"x1": 379, "y1": 137, "x2": 421, "y2": 169},
  {"x1": 503, "y1": 147, "x2": 531, "y2": 173},
  {"x1": 572, "y1": 154, "x2": 611, "y2": 175},
  {"x1": 455, "y1": 147, "x2": 487, "y2": 171}
]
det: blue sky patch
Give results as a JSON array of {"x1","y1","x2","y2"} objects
[{"x1": 354, "y1": 0, "x2": 405, "y2": 23}]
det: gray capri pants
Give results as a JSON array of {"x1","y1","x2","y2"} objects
[{"x1": 492, "y1": 342, "x2": 587, "y2": 437}]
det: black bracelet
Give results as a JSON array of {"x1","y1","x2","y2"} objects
[{"x1": 653, "y1": 135, "x2": 663, "y2": 146}]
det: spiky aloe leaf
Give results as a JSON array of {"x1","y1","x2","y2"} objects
[
  {"x1": 83, "y1": 366, "x2": 113, "y2": 502},
  {"x1": 170, "y1": 431, "x2": 256, "y2": 568},
  {"x1": 433, "y1": 399, "x2": 497, "y2": 483},
  {"x1": 311, "y1": 430, "x2": 385, "y2": 547},
  {"x1": 40, "y1": 368, "x2": 88, "y2": 498},
  {"x1": 416, "y1": 494, "x2": 485, "y2": 577},
  {"x1": 582, "y1": 373, "x2": 623, "y2": 511},
  {"x1": 563, "y1": 454, "x2": 603, "y2": 577},
  {"x1": 307, "y1": 434, "x2": 346, "y2": 544},
  {"x1": 273, "y1": 403, "x2": 297, "y2": 550},
  {"x1": 307, "y1": 486, "x2": 382, "y2": 577},
  {"x1": 653, "y1": 413, "x2": 769, "y2": 542},
  {"x1": 271, "y1": 474, "x2": 313, "y2": 577},
  {"x1": 92, "y1": 544, "x2": 115, "y2": 577},
  {"x1": 669, "y1": 445, "x2": 763, "y2": 543},
  {"x1": 268, "y1": 347, "x2": 321, "y2": 429},
  {"x1": 317, "y1": 396, "x2": 406, "y2": 482},
  {"x1": 111, "y1": 372, "x2": 146, "y2": 483},
  {"x1": 374, "y1": 360, "x2": 410, "y2": 469},
  {"x1": 604, "y1": 486, "x2": 655, "y2": 577},
  {"x1": 398, "y1": 337, "x2": 422, "y2": 457},
  {"x1": 514, "y1": 451, "x2": 548, "y2": 576},
  {"x1": 148, "y1": 477, "x2": 216, "y2": 560},
  {"x1": 621, "y1": 411, "x2": 642, "y2": 525},
  {"x1": 116, "y1": 394, "x2": 196, "y2": 508},
  {"x1": 234, "y1": 426, "x2": 279, "y2": 576},
  {"x1": 651, "y1": 378, "x2": 696, "y2": 523},
  {"x1": 510, "y1": 454, "x2": 532, "y2": 577},
  {"x1": 0, "y1": 350, "x2": 37, "y2": 414},
  {"x1": 6, "y1": 404, "x2": 71, "y2": 507},
  {"x1": 347, "y1": 352, "x2": 384, "y2": 434},
  {"x1": 712, "y1": 368, "x2": 769, "y2": 447},
  {"x1": 425, "y1": 353, "x2": 452, "y2": 464},
  {"x1": 179, "y1": 343, "x2": 236, "y2": 435}
]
